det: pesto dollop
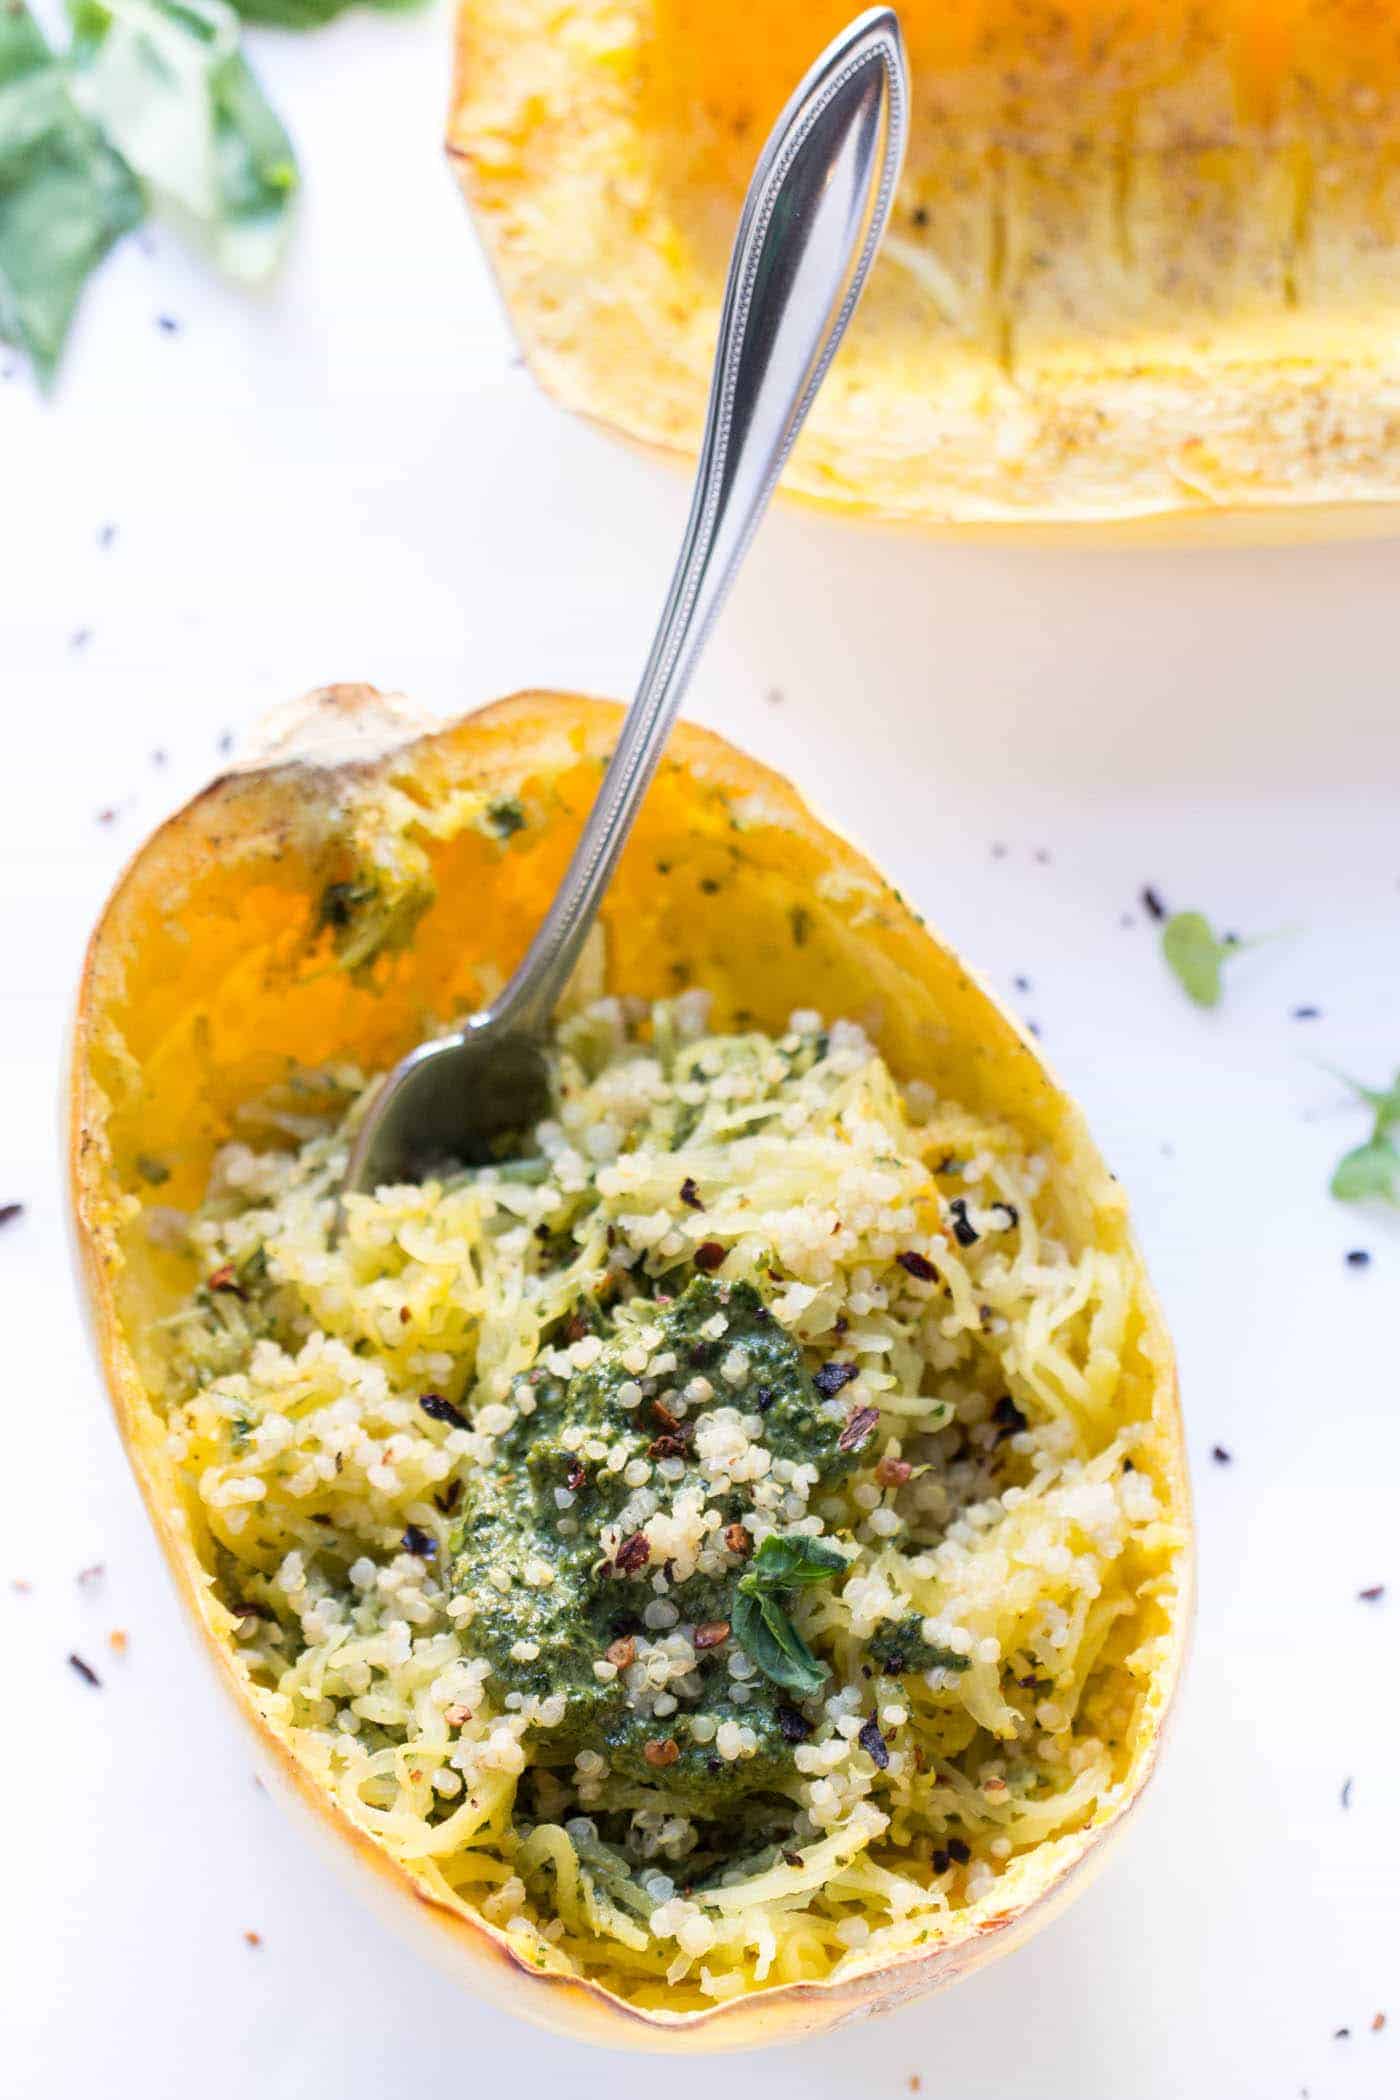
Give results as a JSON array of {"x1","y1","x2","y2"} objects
[{"x1": 450, "y1": 1277, "x2": 857, "y2": 1815}]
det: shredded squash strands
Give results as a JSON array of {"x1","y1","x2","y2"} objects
[{"x1": 153, "y1": 993, "x2": 1184, "y2": 2010}]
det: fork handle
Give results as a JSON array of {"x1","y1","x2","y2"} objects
[{"x1": 487, "y1": 7, "x2": 907, "y2": 1039}]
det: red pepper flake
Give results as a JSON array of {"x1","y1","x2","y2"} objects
[
  {"x1": 420, "y1": 1392, "x2": 468, "y2": 1430},
  {"x1": 875, "y1": 1456, "x2": 912, "y2": 1487},
  {"x1": 679, "y1": 1178, "x2": 705, "y2": 1211},
  {"x1": 68, "y1": 1652, "x2": 101, "y2": 1687},
  {"x1": 0, "y1": 1202, "x2": 23, "y2": 1229},
  {"x1": 1358, "y1": 1584, "x2": 1386, "y2": 1603},
  {"x1": 895, "y1": 1250, "x2": 939, "y2": 1283},
  {"x1": 693, "y1": 1620, "x2": 730, "y2": 1651},
  {"x1": 614, "y1": 1532, "x2": 651, "y2": 1575},
  {"x1": 605, "y1": 1636, "x2": 636, "y2": 1669},
  {"x1": 724, "y1": 1522, "x2": 752, "y2": 1559},
  {"x1": 565, "y1": 1460, "x2": 588, "y2": 1492},
  {"x1": 908, "y1": 2080, "x2": 923, "y2": 2095},
  {"x1": 648, "y1": 1433, "x2": 692, "y2": 1461},
  {"x1": 651, "y1": 1398, "x2": 683, "y2": 1432},
  {"x1": 243, "y1": 1930, "x2": 262, "y2": 1949},
  {"x1": 563, "y1": 1310, "x2": 591, "y2": 1343},
  {"x1": 694, "y1": 1241, "x2": 726, "y2": 1273},
  {"x1": 815, "y1": 1361, "x2": 859, "y2": 1400},
  {"x1": 858, "y1": 1716, "x2": 889, "y2": 1768},
  {"x1": 207, "y1": 1263, "x2": 246, "y2": 1298},
  {"x1": 10, "y1": 1577, "x2": 32, "y2": 1594},
  {"x1": 643, "y1": 1737, "x2": 680, "y2": 1768},
  {"x1": 444, "y1": 1703, "x2": 473, "y2": 1727},
  {"x1": 1373, "y1": 2012, "x2": 1387, "y2": 2033},
  {"x1": 838, "y1": 1406, "x2": 881, "y2": 1454}
]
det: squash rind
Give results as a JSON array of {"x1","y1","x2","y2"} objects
[
  {"x1": 447, "y1": 0, "x2": 1400, "y2": 536},
  {"x1": 70, "y1": 686, "x2": 1192, "y2": 2047}
]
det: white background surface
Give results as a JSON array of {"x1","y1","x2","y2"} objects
[{"x1": 2, "y1": 9, "x2": 1398, "y2": 2097}]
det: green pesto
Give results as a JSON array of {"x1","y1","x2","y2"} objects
[
  {"x1": 867, "y1": 1614, "x2": 970, "y2": 1677},
  {"x1": 312, "y1": 870, "x2": 433, "y2": 976},
  {"x1": 449, "y1": 1276, "x2": 856, "y2": 1815}
]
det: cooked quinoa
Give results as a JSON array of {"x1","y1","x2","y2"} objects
[{"x1": 160, "y1": 993, "x2": 1178, "y2": 2005}]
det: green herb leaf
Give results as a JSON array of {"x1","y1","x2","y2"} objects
[
  {"x1": 1330, "y1": 1136, "x2": 1400, "y2": 1205},
  {"x1": 0, "y1": 2, "x2": 143, "y2": 380},
  {"x1": 737, "y1": 1533, "x2": 849, "y2": 1595},
  {"x1": 69, "y1": 0, "x2": 298, "y2": 283},
  {"x1": 227, "y1": 0, "x2": 422, "y2": 28},
  {"x1": 1160, "y1": 911, "x2": 1240, "y2": 1008},
  {"x1": 732, "y1": 1588, "x2": 828, "y2": 1696},
  {"x1": 1328, "y1": 1066, "x2": 1400, "y2": 1133}
]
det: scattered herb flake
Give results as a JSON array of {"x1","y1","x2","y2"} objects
[
  {"x1": 1346, "y1": 1247, "x2": 1373, "y2": 1267},
  {"x1": 1140, "y1": 885, "x2": 1167, "y2": 921},
  {"x1": 401, "y1": 1524, "x2": 435, "y2": 1559},
  {"x1": 895, "y1": 1249, "x2": 938, "y2": 1283},
  {"x1": 1341, "y1": 1776, "x2": 1353, "y2": 1810},
  {"x1": 0, "y1": 1203, "x2": 23, "y2": 1228},
  {"x1": 1329, "y1": 1069, "x2": 1400, "y2": 1206},
  {"x1": 76, "y1": 1562, "x2": 105, "y2": 1587},
  {"x1": 1358, "y1": 1584, "x2": 1386, "y2": 1603},
  {"x1": 948, "y1": 1197, "x2": 979, "y2": 1247},
  {"x1": 68, "y1": 1651, "x2": 101, "y2": 1686},
  {"x1": 678, "y1": 1177, "x2": 704, "y2": 1211},
  {"x1": 1161, "y1": 911, "x2": 1248, "y2": 1008},
  {"x1": 1212, "y1": 1445, "x2": 1231, "y2": 1465}
]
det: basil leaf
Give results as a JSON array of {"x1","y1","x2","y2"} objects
[
  {"x1": 1330, "y1": 1136, "x2": 1400, "y2": 1205},
  {"x1": 228, "y1": 0, "x2": 421, "y2": 27},
  {"x1": 732, "y1": 1589, "x2": 828, "y2": 1697},
  {"x1": 1161, "y1": 911, "x2": 1237, "y2": 1009},
  {"x1": 738, "y1": 1533, "x2": 848, "y2": 1595},
  {"x1": 0, "y1": 2, "x2": 142, "y2": 379},
  {"x1": 69, "y1": 0, "x2": 297, "y2": 283}
]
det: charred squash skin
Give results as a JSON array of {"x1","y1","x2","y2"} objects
[
  {"x1": 70, "y1": 687, "x2": 1192, "y2": 2047},
  {"x1": 448, "y1": 0, "x2": 1400, "y2": 534}
]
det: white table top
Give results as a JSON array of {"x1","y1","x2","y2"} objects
[{"x1": 2, "y1": 10, "x2": 1397, "y2": 2096}]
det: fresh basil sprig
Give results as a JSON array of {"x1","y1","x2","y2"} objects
[
  {"x1": 1329, "y1": 1067, "x2": 1400, "y2": 1206},
  {"x1": 732, "y1": 1534, "x2": 847, "y2": 1697},
  {"x1": 69, "y1": 0, "x2": 298, "y2": 283},
  {"x1": 0, "y1": 4, "x2": 143, "y2": 382}
]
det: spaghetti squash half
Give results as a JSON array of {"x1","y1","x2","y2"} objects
[
  {"x1": 449, "y1": 0, "x2": 1400, "y2": 532},
  {"x1": 71, "y1": 688, "x2": 1190, "y2": 2045}
]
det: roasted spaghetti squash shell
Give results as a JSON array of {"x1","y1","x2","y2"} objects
[
  {"x1": 70, "y1": 686, "x2": 1191, "y2": 2047},
  {"x1": 448, "y1": 0, "x2": 1400, "y2": 537}
]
